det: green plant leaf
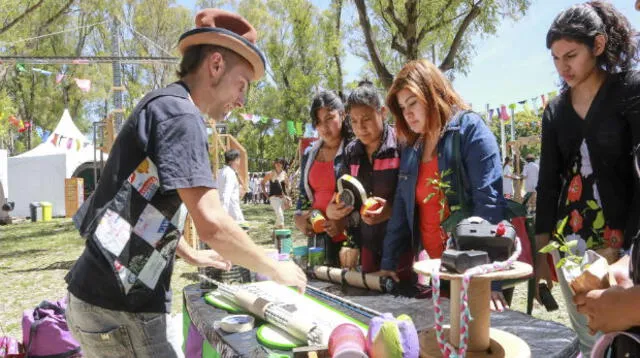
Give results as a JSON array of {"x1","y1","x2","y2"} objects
[
  {"x1": 566, "y1": 240, "x2": 578, "y2": 248},
  {"x1": 539, "y1": 241, "x2": 560, "y2": 253},
  {"x1": 593, "y1": 211, "x2": 605, "y2": 230},
  {"x1": 586, "y1": 236, "x2": 595, "y2": 249},
  {"x1": 422, "y1": 193, "x2": 436, "y2": 203},
  {"x1": 556, "y1": 216, "x2": 569, "y2": 234},
  {"x1": 586, "y1": 200, "x2": 599, "y2": 210},
  {"x1": 559, "y1": 245, "x2": 568, "y2": 253},
  {"x1": 556, "y1": 257, "x2": 567, "y2": 268}
]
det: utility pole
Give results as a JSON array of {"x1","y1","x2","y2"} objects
[{"x1": 112, "y1": 18, "x2": 124, "y2": 130}]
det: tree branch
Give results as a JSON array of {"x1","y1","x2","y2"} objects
[
  {"x1": 354, "y1": 0, "x2": 394, "y2": 89},
  {"x1": 383, "y1": 0, "x2": 405, "y2": 34},
  {"x1": 0, "y1": 0, "x2": 45, "y2": 35},
  {"x1": 439, "y1": 1, "x2": 483, "y2": 72},
  {"x1": 41, "y1": 0, "x2": 75, "y2": 30},
  {"x1": 417, "y1": 0, "x2": 456, "y2": 44},
  {"x1": 391, "y1": 34, "x2": 407, "y2": 55},
  {"x1": 332, "y1": 0, "x2": 344, "y2": 97}
]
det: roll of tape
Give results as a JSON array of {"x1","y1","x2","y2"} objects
[{"x1": 220, "y1": 314, "x2": 255, "y2": 333}]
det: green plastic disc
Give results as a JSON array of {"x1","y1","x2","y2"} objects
[
  {"x1": 204, "y1": 292, "x2": 243, "y2": 313},
  {"x1": 256, "y1": 324, "x2": 304, "y2": 350}
]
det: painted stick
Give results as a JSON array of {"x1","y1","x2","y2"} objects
[{"x1": 312, "y1": 266, "x2": 396, "y2": 293}]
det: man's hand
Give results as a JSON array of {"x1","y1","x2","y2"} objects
[
  {"x1": 575, "y1": 286, "x2": 633, "y2": 334},
  {"x1": 361, "y1": 197, "x2": 390, "y2": 226},
  {"x1": 191, "y1": 250, "x2": 232, "y2": 270},
  {"x1": 326, "y1": 193, "x2": 354, "y2": 220},
  {"x1": 270, "y1": 261, "x2": 307, "y2": 293},
  {"x1": 609, "y1": 254, "x2": 633, "y2": 288},
  {"x1": 324, "y1": 218, "x2": 346, "y2": 238},
  {"x1": 294, "y1": 211, "x2": 314, "y2": 237},
  {"x1": 490, "y1": 291, "x2": 509, "y2": 312}
]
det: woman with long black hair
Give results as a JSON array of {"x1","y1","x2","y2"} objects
[{"x1": 534, "y1": 2, "x2": 640, "y2": 355}]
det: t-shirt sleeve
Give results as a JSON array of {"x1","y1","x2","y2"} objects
[{"x1": 151, "y1": 113, "x2": 216, "y2": 191}]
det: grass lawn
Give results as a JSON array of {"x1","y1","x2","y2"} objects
[{"x1": 0, "y1": 203, "x2": 570, "y2": 340}]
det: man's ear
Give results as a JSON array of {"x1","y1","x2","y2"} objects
[{"x1": 208, "y1": 51, "x2": 226, "y2": 79}]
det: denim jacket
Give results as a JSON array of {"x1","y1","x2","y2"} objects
[
  {"x1": 380, "y1": 111, "x2": 506, "y2": 271},
  {"x1": 296, "y1": 138, "x2": 348, "y2": 212}
]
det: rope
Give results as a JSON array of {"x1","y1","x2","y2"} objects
[
  {"x1": 0, "y1": 20, "x2": 109, "y2": 46},
  {"x1": 121, "y1": 20, "x2": 174, "y2": 57},
  {"x1": 431, "y1": 236, "x2": 523, "y2": 357}
]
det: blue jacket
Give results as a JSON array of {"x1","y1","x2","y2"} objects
[{"x1": 380, "y1": 111, "x2": 506, "y2": 271}]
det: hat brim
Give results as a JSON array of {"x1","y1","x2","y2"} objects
[{"x1": 178, "y1": 28, "x2": 265, "y2": 81}]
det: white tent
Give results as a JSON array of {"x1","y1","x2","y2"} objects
[{"x1": 8, "y1": 109, "x2": 105, "y2": 217}]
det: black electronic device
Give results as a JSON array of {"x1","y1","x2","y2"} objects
[
  {"x1": 454, "y1": 217, "x2": 516, "y2": 262},
  {"x1": 538, "y1": 283, "x2": 559, "y2": 312},
  {"x1": 441, "y1": 249, "x2": 490, "y2": 274}
]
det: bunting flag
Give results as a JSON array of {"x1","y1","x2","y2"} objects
[
  {"x1": 51, "y1": 133, "x2": 59, "y2": 145},
  {"x1": 287, "y1": 120, "x2": 296, "y2": 135},
  {"x1": 17, "y1": 119, "x2": 26, "y2": 132},
  {"x1": 508, "y1": 103, "x2": 517, "y2": 112},
  {"x1": 42, "y1": 130, "x2": 50, "y2": 142},
  {"x1": 16, "y1": 63, "x2": 26, "y2": 73},
  {"x1": 241, "y1": 113, "x2": 253, "y2": 121},
  {"x1": 488, "y1": 108, "x2": 495, "y2": 121},
  {"x1": 260, "y1": 116, "x2": 268, "y2": 124},
  {"x1": 500, "y1": 105, "x2": 510, "y2": 120},
  {"x1": 295, "y1": 121, "x2": 303, "y2": 136},
  {"x1": 55, "y1": 73, "x2": 65, "y2": 84},
  {"x1": 272, "y1": 118, "x2": 281, "y2": 125},
  {"x1": 8, "y1": 115, "x2": 19, "y2": 127},
  {"x1": 76, "y1": 139, "x2": 81, "y2": 150},
  {"x1": 266, "y1": 128, "x2": 275, "y2": 136},
  {"x1": 32, "y1": 68, "x2": 52, "y2": 76},
  {"x1": 74, "y1": 78, "x2": 91, "y2": 92}
]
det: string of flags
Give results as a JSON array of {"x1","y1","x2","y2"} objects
[
  {"x1": 486, "y1": 90, "x2": 558, "y2": 122},
  {"x1": 5, "y1": 113, "x2": 89, "y2": 150},
  {"x1": 15, "y1": 63, "x2": 91, "y2": 93},
  {"x1": 240, "y1": 113, "x2": 312, "y2": 137}
]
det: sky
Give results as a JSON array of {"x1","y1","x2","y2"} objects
[{"x1": 176, "y1": 0, "x2": 640, "y2": 110}]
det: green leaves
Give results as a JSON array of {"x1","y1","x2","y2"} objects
[{"x1": 539, "y1": 241, "x2": 560, "y2": 254}]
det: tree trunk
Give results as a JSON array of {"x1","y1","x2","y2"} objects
[
  {"x1": 353, "y1": 0, "x2": 394, "y2": 89},
  {"x1": 439, "y1": 2, "x2": 482, "y2": 73}
]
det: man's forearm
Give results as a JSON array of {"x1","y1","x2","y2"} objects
[{"x1": 176, "y1": 237, "x2": 197, "y2": 265}]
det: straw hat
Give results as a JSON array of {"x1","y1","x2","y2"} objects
[{"x1": 178, "y1": 8, "x2": 265, "y2": 80}]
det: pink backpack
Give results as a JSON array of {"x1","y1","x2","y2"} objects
[{"x1": 22, "y1": 299, "x2": 81, "y2": 358}]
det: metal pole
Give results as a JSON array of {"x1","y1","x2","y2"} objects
[
  {"x1": 510, "y1": 106, "x2": 516, "y2": 142},
  {"x1": 112, "y1": 18, "x2": 124, "y2": 130},
  {"x1": 93, "y1": 123, "x2": 97, "y2": 189},
  {"x1": 500, "y1": 116, "x2": 506, "y2": 163}
]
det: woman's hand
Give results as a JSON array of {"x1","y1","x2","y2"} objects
[
  {"x1": 490, "y1": 291, "x2": 509, "y2": 312},
  {"x1": 326, "y1": 193, "x2": 354, "y2": 220},
  {"x1": 294, "y1": 211, "x2": 314, "y2": 237},
  {"x1": 324, "y1": 218, "x2": 346, "y2": 238},
  {"x1": 574, "y1": 286, "x2": 636, "y2": 334},
  {"x1": 361, "y1": 197, "x2": 390, "y2": 226}
]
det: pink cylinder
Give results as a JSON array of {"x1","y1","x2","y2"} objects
[{"x1": 328, "y1": 323, "x2": 368, "y2": 358}]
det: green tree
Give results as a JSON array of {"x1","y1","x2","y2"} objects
[
  {"x1": 488, "y1": 108, "x2": 542, "y2": 162},
  {"x1": 351, "y1": 0, "x2": 531, "y2": 89}
]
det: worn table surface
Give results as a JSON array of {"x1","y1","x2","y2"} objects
[{"x1": 183, "y1": 281, "x2": 578, "y2": 358}]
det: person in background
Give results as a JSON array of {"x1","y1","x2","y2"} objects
[
  {"x1": 502, "y1": 156, "x2": 516, "y2": 200},
  {"x1": 250, "y1": 174, "x2": 259, "y2": 204},
  {"x1": 326, "y1": 81, "x2": 412, "y2": 278},
  {"x1": 263, "y1": 159, "x2": 289, "y2": 229},
  {"x1": 534, "y1": 2, "x2": 639, "y2": 356},
  {"x1": 64, "y1": 9, "x2": 306, "y2": 357},
  {"x1": 521, "y1": 154, "x2": 539, "y2": 214},
  {"x1": 378, "y1": 59, "x2": 509, "y2": 310},
  {"x1": 218, "y1": 149, "x2": 245, "y2": 223},
  {"x1": 243, "y1": 172, "x2": 254, "y2": 205},
  {"x1": 295, "y1": 91, "x2": 352, "y2": 266}
]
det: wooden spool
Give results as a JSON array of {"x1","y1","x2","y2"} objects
[{"x1": 414, "y1": 259, "x2": 532, "y2": 358}]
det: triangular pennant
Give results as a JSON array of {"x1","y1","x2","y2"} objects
[
  {"x1": 287, "y1": 121, "x2": 296, "y2": 135},
  {"x1": 272, "y1": 118, "x2": 281, "y2": 125},
  {"x1": 66, "y1": 138, "x2": 73, "y2": 149},
  {"x1": 16, "y1": 63, "x2": 26, "y2": 73},
  {"x1": 295, "y1": 122, "x2": 303, "y2": 135},
  {"x1": 55, "y1": 73, "x2": 65, "y2": 84},
  {"x1": 500, "y1": 105, "x2": 510, "y2": 120},
  {"x1": 51, "y1": 133, "x2": 59, "y2": 145},
  {"x1": 241, "y1": 113, "x2": 252, "y2": 121},
  {"x1": 42, "y1": 130, "x2": 50, "y2": 142},
  {"x1": 74, "y1": 78, "x2": 91, "y2": 92},
  {"x1": 488, "y1": 108, "x2": 495, "y2": 120}
]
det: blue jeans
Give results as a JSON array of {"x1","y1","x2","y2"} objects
[{"x1": 66, "y1": 292, "x2": 179, "y2": 358}]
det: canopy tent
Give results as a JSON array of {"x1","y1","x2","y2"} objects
[{"x1": 8, "y1": 109, "x2": 105, "y2": 217}]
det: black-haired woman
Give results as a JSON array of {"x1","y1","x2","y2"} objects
[
  {"x1": 262, "y1": 159, "x2": 289, "y2": 229},
  {"x1": 294, "y1": 91, "x2": 352, "y2": 266},
  {"x1": 535, "y1": 2, "x2": 640, "y2": 355},
  {"x1": 326, "y1": 81, "x2": 412, "y2": 279}
]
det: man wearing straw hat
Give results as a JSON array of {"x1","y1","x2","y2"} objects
[{"x1": 64, "y1": 9, "x2": 306, "y2": 357}]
